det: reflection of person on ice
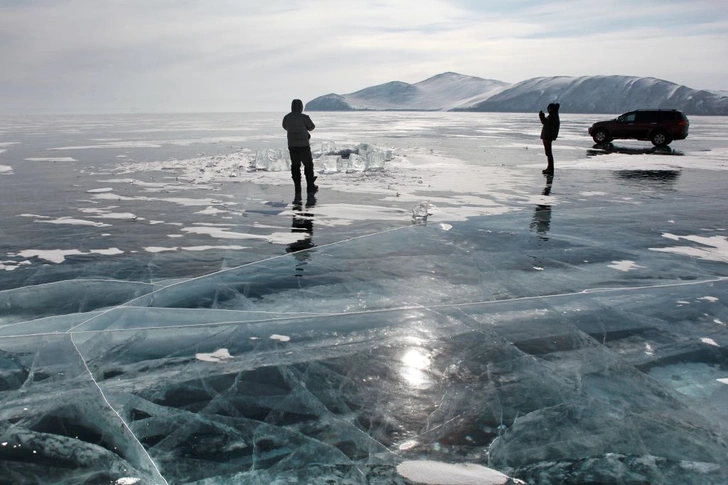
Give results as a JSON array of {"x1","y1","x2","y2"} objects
[
  {"x1": 539, "y1": 103, "x2": 560, "y2": 175},
  {"x1": 282, "y1": 99, "x2": 317, "y2": 201}
]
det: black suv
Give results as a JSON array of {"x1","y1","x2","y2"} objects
[{"x1": 588, "y1": 109, "x2": 689, "y2": 146}]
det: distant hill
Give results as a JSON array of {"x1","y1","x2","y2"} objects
[
  {"x1": 306, "y1": 73, "x2": 728, "y2": 115},
  {"x1": 306, "y1": 72, "x2": 508, "y2": 111}
]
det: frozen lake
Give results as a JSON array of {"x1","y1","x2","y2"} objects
[{"x1": 0, "y1": 112, "x2": 727, "y2": 484}]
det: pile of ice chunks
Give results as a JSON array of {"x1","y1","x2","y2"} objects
[
  {"x1": 312, "y1": 142, "x2": 393, "y2": 173},
  {"x1": 412, "y1": 201, "x2": 430, "y2": 223},
  {"x1": 252, "y1": 149, "x2": 291, "y2": 171}
]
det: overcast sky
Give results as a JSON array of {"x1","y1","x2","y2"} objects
[{"x1": 2, "y1": 0, "x2": 727, "y2": 114}]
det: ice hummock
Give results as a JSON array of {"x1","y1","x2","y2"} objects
[{"x1": 251, "y1": 142, "x2": 390, "y2": 173}]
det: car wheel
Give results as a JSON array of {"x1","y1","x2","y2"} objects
[
  {"x1": 651, "y1": 130, "x2": 671, "y2": 146},
  {"x1": 592, "y1": 129, "x2": 610, "y2": 144}
]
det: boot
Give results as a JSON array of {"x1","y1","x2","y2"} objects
[
  {"x1": 293, "y1": 181, "x2": 302, "y2": 202},
  {"x1": 306, "y1": 175, "x2": 318, "y2": 195}
]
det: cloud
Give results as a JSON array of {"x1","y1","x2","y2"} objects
[{"x1": 1, "y1": 0, "x2": 726, "y2": 113}]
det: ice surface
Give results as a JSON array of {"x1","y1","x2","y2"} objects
[{"x1": 0, "y1": 112, "x2": 727, "y2": 484}]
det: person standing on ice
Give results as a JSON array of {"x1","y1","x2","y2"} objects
[
  {"x1": 282, "y1": 99, "x2": 317, "y2": 201},
  {"x1": 539, "y1": 102, "x2": 560, "y2": 175}
]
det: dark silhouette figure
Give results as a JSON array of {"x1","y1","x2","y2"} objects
[
  {"x1": 282, "y1": 99, "x2": 317, "y2": 202},
  {"x1": 531, "y1": 176, "x2": 553, "y2": 240},
  {"x1": 539, "y1": 103, "x2": 560, "y2": 175}
]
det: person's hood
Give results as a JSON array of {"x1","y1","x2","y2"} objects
[{"x1": 291, "y1": 99, "x2": 304, "y2": 113}]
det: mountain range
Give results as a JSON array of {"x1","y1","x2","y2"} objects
[{"x1": 305, "y1": 72, "x2": 728, "y2": 115}]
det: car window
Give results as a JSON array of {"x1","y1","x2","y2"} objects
[
  {"x1": 619, "y1": 112, "x2": 636, "y2": 122},
  {"x1": 664, "y1": 111, "x2": 683, "y2": 121},
  {"x1": 635, "y1": 111, "x2": 659, "y2": 123}
]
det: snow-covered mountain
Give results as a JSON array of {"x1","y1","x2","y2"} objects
[
  {"x1": 306, "y1": 72, "x2": 508, "y2": 111},
  {"x1": 306, "y1": 73, "x2": 728, "y2": 115}
]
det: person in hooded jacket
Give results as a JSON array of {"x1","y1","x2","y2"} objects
[
  {"x1": 539, "y1": 103, "x2": 560, "y2": 175},
  {"x1": 282, "y1": 99, "x2": 317, "y2": 201}
]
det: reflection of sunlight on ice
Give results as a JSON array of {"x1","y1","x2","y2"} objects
[{"x1": 400, "y1": 348, "x2": 432, "y2": 388}]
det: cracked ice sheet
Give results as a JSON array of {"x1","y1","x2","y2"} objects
[
  {"x1": 2, "y1": 280, "x2": 727, "y2": 484},
  {"x1": 2, "y1": 113, "x2": 728, "y2": 484}
]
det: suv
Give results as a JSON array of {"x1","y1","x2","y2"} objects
[{"x1": 588, "y1": 109, "x2": 689, "y2": 146}]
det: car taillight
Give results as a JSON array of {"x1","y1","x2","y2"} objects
[{"x1": 678, "y1": 120, "x2": 687, "y2": 126}]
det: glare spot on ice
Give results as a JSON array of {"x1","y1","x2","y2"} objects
[
  {"x1": 195, "y1": 348, "x2": 233, "y2": 363},
  {"x1": 439, "y1": 223, "x2": 452, "y2": 231},
  {"x1": 86, "y1": 188, "x2": 114, "y2": 193},
  {"x1": 533, "y1": 266, "x2": 544, "y2": 271},
  {"x1": 580, "y1": 191, "x2": 607, "y2": 196},
  {"x1": 698, "y1": 296, "x2": 719, "y2": 302},
  {"x1": 396, "y1": 460, "x2": 524, "y2": 485},
  {"x1": 608, "y1": 260, "x2": 644, "y2": 272},
  {"x1": 700, "y1": 338, "x2": 719, "y2": 347},
  {"x1": 644, "y1": 343, "x2": 654, "y2": 356},
  {"x1": 400, "y1": 348, "x2": 432, "y2": 388},
  {"x1": 269, "y1": 334, "x2": 290, "y2": 342},
  {"x1": 718, "y1": 378, "x2": 728, "y2": 385}
]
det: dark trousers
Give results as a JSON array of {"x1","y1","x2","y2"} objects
[
  {"x1": 542, "y1": 139, "x2": 554, "y2": 172},
  {"x1": 288, "y1": 146, "x2": 315, "y2": 192}
]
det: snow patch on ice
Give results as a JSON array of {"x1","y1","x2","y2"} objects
[
  {"x1": 0, "y1": 165, "x2": 13, "y2": 174},
  {"x1": 608, "y1": 260, "x2": 644, "y2": 272},
  {"x1": 18, "y1": 248, "x2": 123, "y2": 264},
  {"x1": 144, "y1": 247, "x2": 178, "y2": 253},
  {"x1": 50, "y1": 141, "x2": 162, "y2": 150},
  {"x1": 396, "y1": 460, "x2": 523, "y2": 485},
  {"x1": 651, "y1": 234, "x2": 728, "y2": 263},
  {"x1": 33, "y1": 216, "x2": 112, "y2": 228},
  {"x1": 700, "y1": 338, "x2": 719, "y2": 347},
  {"x1": 196, "y1": 206, "x2": 234, "y2": 215},
  {"x1": 698, "y1": 296, "x2": 719, "y2": 302},
  {"x1": 86, "y1": 187, "x2": 114, "y2": 193},
  {"x1": 195, "y1": 348, "x2": 233, "y2": 363},
  {"x1": 270, "y1": 334, "x2": 290, "y2": 342},
  {"x1": 24, "y1": 157, "x2": 77, "y2": 162},
  {"x1": 114, "y1": 479, "x2": 141, "y2": 485}
]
